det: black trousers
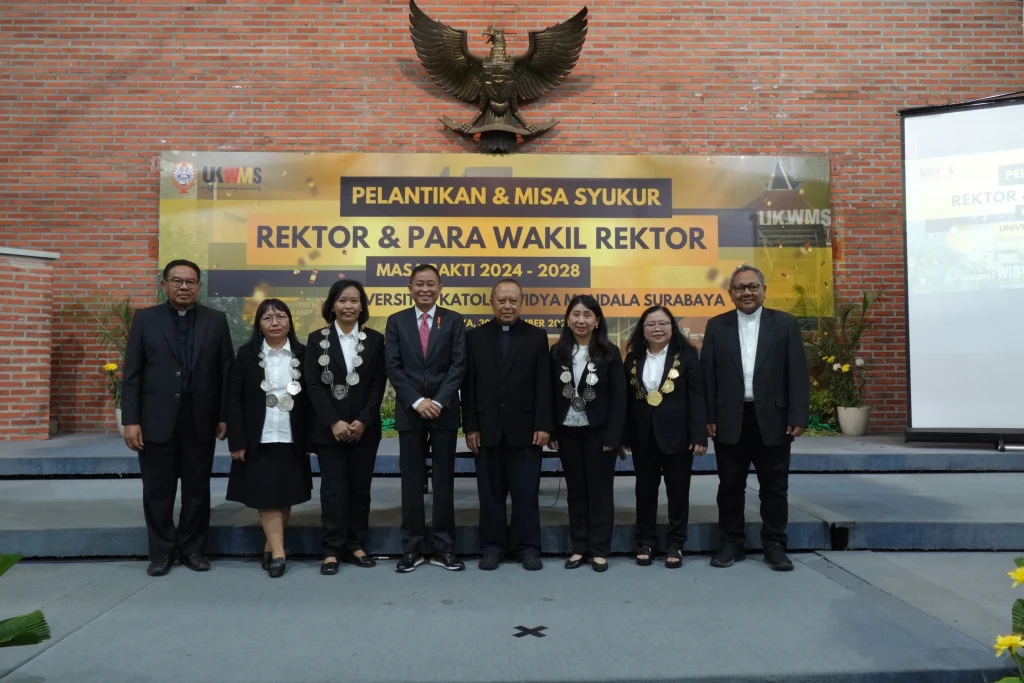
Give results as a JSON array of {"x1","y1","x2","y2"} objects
[
  {"x1": 137, "y1": 397, "x2": 215, "y2": 560},
  {"x1": 317, "y1": 439, "x2": 378, "y2": 557},
  {"x1": 558, "y1": 426, "x2": 616, "y2": 558},
  {"x1": 714, "y1": 403, "x2": 791, "y2": 549},
  {"x1": 399, "y1": 424, "x2": 457, "y2": 554},
  {"x1": 476, "y1": 438, "x2": 542, "y2": 557},
  {"x1": 633, "y1": 429, "x2": 694, "y2": 551}
]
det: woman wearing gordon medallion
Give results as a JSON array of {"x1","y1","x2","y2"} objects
[
  {"x1": 622, "y1": 305, "x2": 707, "y2": 569},
  {"x1": 548, "y1": 295, "x2": 626, "y2": 573},
  {"x1": 304, "y1": 279, "x2": 386, "y2": 576}
]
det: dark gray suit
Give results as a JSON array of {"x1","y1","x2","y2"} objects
[
  {"x1": 384, "y1": 306, "x2": 466, "y2": 554},
  {"x1": 701, "y1": 306, "x2": 809, "y2": 550},
  {"x1": 121, "y1": 302, "x2": 233, "y2": 559}
]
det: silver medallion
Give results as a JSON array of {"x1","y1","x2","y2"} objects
[
  {"x1": 346, "y1": 372, "x2": 360, "y2": 386},
  {"x1": 286, "y1": 381, "x2": 301, "y2": 396},
  {"x1": 290, "y1": 368, "x2": 301, "y2": 380},
  {"x1": 582, "y1": 387, "x2": 597, "y2": 402},
  {"x1": 290, "y1": 358, "x2": 301, "y2": 367},
  {"x1": 258, "y1": 360, "x2": 267, "y2": 368},
  {"x1": 321, "y1": 369, "x2": 334, "y2": 384},
  {"x1": 356, "y1": 343, "x2": 365, "y2": 353},
  {"x1": 332, "y1": 384, "x2": 348, "y2": 400},
  {"x1": 265, "y1": 394, "x2": 278, "y2": 408},
  {"x1": 277, "y1": 394, "x2": 294, "y2": 412},
  {"x1": 559, "y1": 370, "x2": 572, "y2": 384},
  {"x1": 353, "y1": 356, "x2": 363, "y2": 368},
  {"x1": 571, "y1": 396, "x2": 587, "y2": 412},
  {"x1": 260, "y1": 379, "x2": 273, "y2": 392},
  {"x1": 561, "y1": 384, "x2": 575, "y2": 400},
  {"x1": 358, "y1": 331, "x2": 367, "y2": 341},
  {"x1": 319, "y1": 339, "x2": 330, "y2": 349},
  {"x1": 586, "y1": 373, "x2": 598, "y2": 386},
  {"x1": 318, "y1": 354, "x2": 330, "y2": 367},
  {"x1": 321, "y1": 328, "x2": 330, "y2": 337},
  {"x1": 587, "y1": 362, "x2": 596, "y2": 371}
]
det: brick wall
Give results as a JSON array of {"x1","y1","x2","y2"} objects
[
  {"x1": 2, "y1": 0, "x2": 1023, "y2": 433},
  {"x1": 0, "y1": 251, "x2": 58, "y2": 440}
]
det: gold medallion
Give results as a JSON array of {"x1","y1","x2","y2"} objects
[
  {"x1": 661, "y1": 379, "x2": 675, "y2": 394},
  {"x1": 668, "y1": 368, "x2": 679, "y2": 380},
  {"x1": 646, "y1": 391, "x2": 663, "y2": 407}
]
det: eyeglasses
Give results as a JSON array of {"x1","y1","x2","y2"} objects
[
  {"x1": 261, "y1": 314, "x2": 289, "y2": 323},
  {"x1": 643, "y1": 321, "x2": 673, "y2": 329},
  {"x1": 731, "y1": 283, "x2": 763, "y2": 294},
  {"x1": 167, "y1": 278, "x2": 199, "y2": 289}
]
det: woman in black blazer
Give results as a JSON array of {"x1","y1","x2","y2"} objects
[
  {"x1": 304, "y1": 279, "x2": 386, "y2": 576},
  {"x1": 226, "y1": 298, "x2": 312, "y2": 578},
  {"x1": 623, "y1": 305, "x2": 707, "y2": 569},
  {"x1": 549, "y1": 295, "x2": 626, "y2": 572}
]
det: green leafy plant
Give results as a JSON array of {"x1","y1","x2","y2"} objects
[
  {"x1": 63, "y1": 297, "x2": 135, "y2": 408},
  {"x1": 808, "y1": 387, "x2": 837, "y2": 432},
  {"x1": 993, "y1": 557, "x2": 1024, "y2": 682},
  {"x1": 793, "y1": 284, "x2": 881, "y2": 409},
  {"x1": 0, "y1": 555, "x2": 50, "y2": 648}
]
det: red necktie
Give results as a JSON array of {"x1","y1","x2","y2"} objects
[{"x1": 419, "y1": 313, "x2": 430, "y2": 358}]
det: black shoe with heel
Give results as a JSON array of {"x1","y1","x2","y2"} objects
[
  {"x1": 320, "y1": 558, "x2": 339, "y2": 576},
  {"x1": 267, "y1": 558, "x2": 286, "y2": 578},
  {"x1": 635, "y1": 545, "x2": 654, "y2": 567}
]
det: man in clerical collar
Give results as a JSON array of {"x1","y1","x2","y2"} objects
[
  {"x1": 462, "y1": 279, "x2": 553, "y2": 571},
  {"x1": 701, "y1": 264, "x2": 809, "y2": 572},
  {"x1": 121, "y1": 259, "x2": 234, "y2": 577}
]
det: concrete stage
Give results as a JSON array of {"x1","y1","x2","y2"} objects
[
  {"x1": 1, "y1": 433, "x2": 1021, "y2": 476},
  {"x1": 0, "y1": 553, "x2": 1017, "y2": 683}
]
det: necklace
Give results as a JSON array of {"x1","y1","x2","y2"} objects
[
  {"x1": 630, "y1": 352, "x2": 680, "y2": 407},
  {"x1": 560, "y1": 345, "x2": 598, "y2": 412},
  {"x1": 258, "y1": 344, "x2": 302, "y2": 412},
  {"x1": 317, "y1": 325, "x2": 366, "y2": 400}
]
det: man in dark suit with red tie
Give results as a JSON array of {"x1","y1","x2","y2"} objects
[
  {"x1": 700, "y1": 264, "x2": 809, "y2": 572},
  {"x1": 385, "y1": 264, "x2": 467, "y2": 573},
  {"x1": 462, "y1": 279, "x2": 553, "y2": 571}
]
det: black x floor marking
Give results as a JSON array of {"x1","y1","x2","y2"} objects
[{"x1": 513, "y1": 625, "x2": 548, "y2": 638}]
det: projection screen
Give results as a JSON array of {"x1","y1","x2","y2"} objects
[{"x1": 902, "y1": 96, "x2": 1024, "y2": 436}]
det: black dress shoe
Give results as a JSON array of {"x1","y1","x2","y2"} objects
[
  {"x1": 478, "y1": 552, "x2": 502, "y2": 571},
  {"x1": 267, "y1": 557, "x2": 287, "y2": 578},
  {"x1": 521, "y1": 554, "x2": 543, "y2": 571},
  {"x1": 710, "y1": 545, "x2": 746, "y2": 568},
  {"x1": 345, "y1": 552, "x2": 376, "y2": 568},
  {"x1": 180, "y1": 553, "x2": 211, "y2": 572},
  {"x1": 261, "y1": 552, "x2": 272, "y2": 571},
  {"x1": 396, "y1": 552, "x2": 424, "y2": 573},
  {"x1": 430, "y1": 552, "x2": 465, "y2": 571},
  {"x1": 146, "y1": 557, "x2": 173, "y2": 577},
  {"x1": 320, "y1": 559, "x2": 340, "y2": 576},
  {"x1": 763, "y1": 546, "x2": 794, "y2": 572},
  {"x1": 592, "y1": 559, "x2": 609, "y2": 573},
  {"x1": 564, "y1": 556, "x2": 587, "y2": 570}
]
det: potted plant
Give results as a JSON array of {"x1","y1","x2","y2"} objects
[
  {"x1": 794, "y1": 285, "x2": 881, "y2": 437},
  {"x1": 992, "y1": 557, "x2": 1024, "y2": 682},
  {"x1": 65, "y1": 297, "x2": 135, "y2": 434}
]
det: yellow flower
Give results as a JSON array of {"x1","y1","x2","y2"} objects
[
  {"x1": 103, "y1": 363, "x2": 118, "y2": 372},
  {"x1": 1009, "y1": 567, "x2": 1024, "y2": 587},
  {"x1": 827, "y1": 356, "x2": 836, "y2": 363},
  {"x1": 994, "y1": 634, "x2": 1024, "y2": 657},
  {"x1": 812, "y1": 380, "x2": 819, "y2": 387},
  {"x1": 841, "y1": 364, "x2": 851, "y2": 373}
]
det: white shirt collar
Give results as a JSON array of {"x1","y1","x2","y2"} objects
[
  {"x1": 573, "y1": 344, "x2": 589, "y2": 357},
  {"x1": 647, "y1": 345, "x2": 669, "y2": 359},
  {"x1": 416, "y1": 305, "x2": 437, "y2": 320},
  {"x1": 262, "y1": 338, "x2": 291, "y2": 355},
  {"x1": 334, "y1": 321, "x2": 360, "y2": 339},
  {"x1": 737, "y1": 306, "x2": 763, "y2": 323}
]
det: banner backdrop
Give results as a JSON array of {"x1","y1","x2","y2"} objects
[{"x1": 159, "y1": 153, "x2": 832, "y2": 349}]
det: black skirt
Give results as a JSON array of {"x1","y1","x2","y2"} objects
[{"x1": 226, "y1": 442, "x2": 312, "y2": 510}]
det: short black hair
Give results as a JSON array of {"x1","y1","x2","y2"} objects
[
  {"x1": 248, "y1": 298, "x2": 301, "y2": 350},
  {"x1": 162, "y1": 259, "x2": 201, "y2": 281},
  {"x1": 490, "y1": 278, "x2": 523, "y2": 299},
  {"x1": 626, "y1": 305, "x2": 695, "y2": 358},
  {"x1": 321, "y1": 278, "x2": 370, "y2": 325},
  {"x1": 409, "y1": 263, "x2": 441, "y2": 283}
]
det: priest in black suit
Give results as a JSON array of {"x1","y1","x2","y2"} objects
[
  {"x1": 385, "y1": 264, "x2": 467, "y2": 573},
  {"x1": 701, "y1": 264, "x2": 809, "y2": 572},
  {"x1": 121, "y1": 259, "x2": 234, "y2": 577},
  {"x1": 462, "y1": 279, "x2": 553, "y2": 571}
]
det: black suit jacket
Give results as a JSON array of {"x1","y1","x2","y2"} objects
[
  {"x1": 624, "y1": 345, "x2": 707, "y2": 455},
  {"x1": 700, "y1": 307, "x2": 810, "y2": 446},
  {"x1": 303, "y1": 325, "x2": 386, "y2": 447},
  {"x1": 462, "y1": 318, "x2": 553, "y2": 449},
  {"x1": 226, "y1": 341, "x2": 309, "y2": 459},
  {"x1": 384, "y1": 306, "x2": 466, "y2": 431},
  {"x1": 550, "y1": 346, "x2": 626, "y2": 449},
  {"x1": 121, "y1": 302, "x2": 233, "y2": 443}
]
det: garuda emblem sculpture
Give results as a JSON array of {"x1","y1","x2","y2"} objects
[{"x1": 409, "y1": 0, "x2": 588, "y2": 153}]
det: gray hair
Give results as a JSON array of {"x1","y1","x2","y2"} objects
[{"x1": 729, "y1": 264, "x2": 766, "y2": 289}]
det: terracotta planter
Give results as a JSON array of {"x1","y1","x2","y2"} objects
[
  {"x1": 115, "y1": 408, "x2": 125, "y2": 437},
  {"x1": 837, "y1": 406, "x2": 869, "y2": 436}
]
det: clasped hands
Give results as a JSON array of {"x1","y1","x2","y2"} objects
[
  {"x1": 331, "y1": 419, "x2": 366, "y2": 442},
  {"x1": 415, "y1": 400, "x2": 443, "y2": 420}
]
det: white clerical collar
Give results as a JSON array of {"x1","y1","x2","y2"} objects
[
  {"x1": 647, "y1": 345, "x2": 668, "y2": 360},
  {"x1": 416, "y1": 305, "x2": 437, "y2": 319},
  {"x1": 737, "y1": 306, "x2": 763, "y2": 323},
  {"x1": 334, "y1": 321, "x2": 359, "y2": 339},
  {"x1": 262, "y1": 338, "x2": 291, "y2": 355}
]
